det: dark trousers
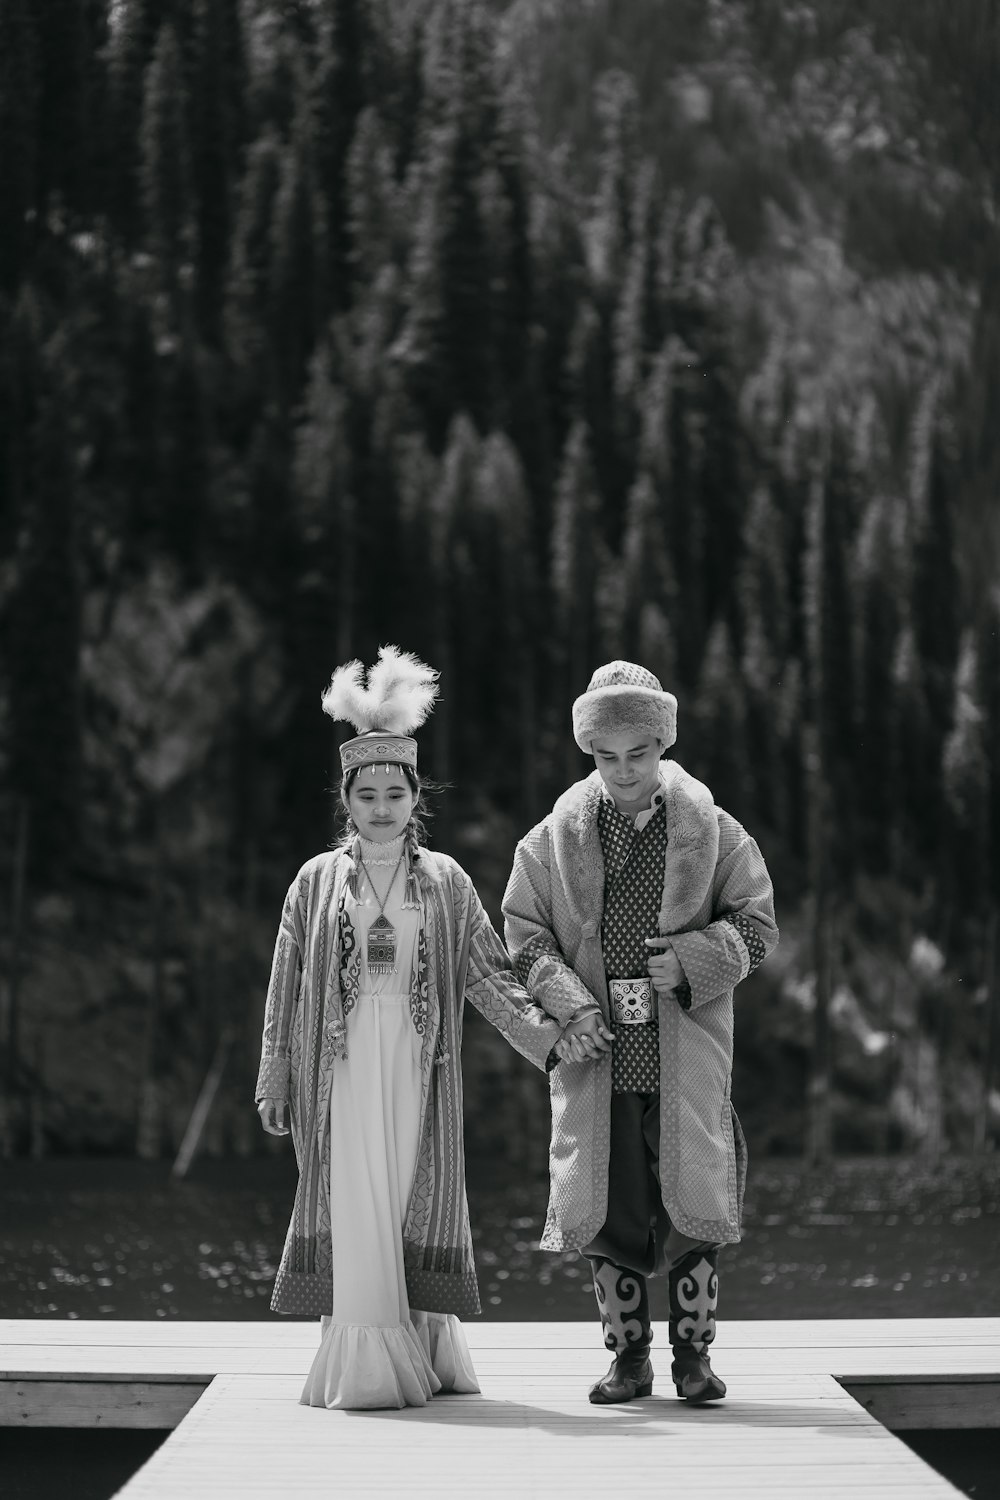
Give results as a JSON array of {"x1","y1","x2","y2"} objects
[{"x1": 583, "y1": 1091, "x2": 716, "y2": 1275}]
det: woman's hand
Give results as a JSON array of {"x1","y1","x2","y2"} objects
[
  {"x1": 257, "y1": 1098, "x2": 290, "y2": 1136},
  {"x1": 556, "y1": 1010, "x2": 614, "y2": 1064},
  {"x1": 644, "y1": 936, "x2": 685, "y2": 996}
]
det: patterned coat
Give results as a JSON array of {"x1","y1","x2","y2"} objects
[
  {"x1": 502, "y1": 763, "x2": 777, "y2": 1250},
  {"x1": 255, "y1": 846, "x2": 562, "y2": 1317}
]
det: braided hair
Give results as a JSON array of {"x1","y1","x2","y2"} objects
[{"x1": 336, "y1": 763, "x2": 431, "y2": 877}]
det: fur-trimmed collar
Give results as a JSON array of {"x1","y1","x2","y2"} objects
[{"x1": 549, "y1": 762, "x2": 720, "y2": 936}]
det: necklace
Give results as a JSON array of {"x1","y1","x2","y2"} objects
[
  {"x1": 358, "y1": 853, "x2": 405, "y2": 976},
  {"x1": 358, "y1": 834, "x2": 405, "y2": 866}
]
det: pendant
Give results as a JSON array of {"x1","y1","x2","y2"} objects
[{"x1": 367, "y1": 912, "x2": 398, "y2": 975}]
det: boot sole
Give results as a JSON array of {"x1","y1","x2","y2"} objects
[{"x1": 589, "y1": 1381, "x2": 653, "y2": 1405}]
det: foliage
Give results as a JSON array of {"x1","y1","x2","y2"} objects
[{"x1": 0, "y1": 0, "x2": 997, "y2": 1155}]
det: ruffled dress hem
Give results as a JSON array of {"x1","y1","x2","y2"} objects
[
  {"x1": 411, "y1": 1309, "x2": 480, "y2": 1394},
  {"x1": 300, "y1": 1320, "x2": 440, "y2": 1410}
]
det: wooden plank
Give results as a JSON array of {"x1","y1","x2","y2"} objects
[
  {"x1": 0, "y1": 1320, "x2": 319, "y2": 1347},
  {"x1": 217, "y1": 1369, "x2": 868, "y2": 1399},
  {"x1": 2, "y1": 1316, "x2": 999, "y2": 1347},
  {"x1": 3, "y1": 1354, "x2": 999, "y2": 1387},
  {"x1": 113, "y1": 1374, "x2": 960, "y2": 1500},
  {"x1": 3, "y1": 1346, "x2": 998, "y2": 1385},
  {"x1": 115, "y1": 1379, "x2": 967, "y2": 1500},
  {"x1": 0, "y1": 1370, "x2": 212, "y2": 1384},
  {"x1": 841, "y1": 1376, "x2": 1000, "y2": 1430},
  {"x1": 0, "y1": 1319, "x2": 994, "y2": 1499},
  {"x1": 0, "y1": 1377, "x2": 206, "y2": 1428},
  {"x1": 3, "y1": 1316, "x2": 998, "y2": 1353}
]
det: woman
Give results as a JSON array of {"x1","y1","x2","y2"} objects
[{"x1": 255, "y1": 646, "x2": 562, "y2": 1410}]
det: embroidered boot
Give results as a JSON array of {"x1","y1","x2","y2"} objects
[
  {"x1": 668, "y1": 1246, "x2": 726, "y2": 1403},
  {"x1": 587, "y1": 1257, "x2": 654, "y2": 1405}
]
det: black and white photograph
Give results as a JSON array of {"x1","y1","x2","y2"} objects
[{"x1": 1, "y1": 2, "x2": 998, "y2": 1496}]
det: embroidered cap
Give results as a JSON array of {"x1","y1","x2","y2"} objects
[
  {"x1": 340, "y1": 732, "x2": 418, "y2": 772},
  {"x1": 572, "y1": 659, "x2": 678, "y2": 752}
]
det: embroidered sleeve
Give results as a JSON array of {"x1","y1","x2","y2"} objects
[
  {"x1": 667, "y1": 814, "x2": 778, "y2": 1013},
  {"x1": 502, "y1": 833, "x2": 601, "y2": 1025},
  {"x1": 512, "y1": 929, "x2": 563, "y2": 986},
  {"x1": 255, "y1": 872, "x2": 307, "y2": 1102},
  {"x1": 463, "y1": 888, "x2": 563, "y2": 1073},
  {"x1": 723, "y1": 911, "x2": 768, "y2": 976}
]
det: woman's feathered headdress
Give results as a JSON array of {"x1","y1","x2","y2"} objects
[
  {"x1": 322, "y1": 646, "x2": 439, "y2": 736},
  {"x1": 322, "y1": 646, "x2": 438, "y2": 773}
]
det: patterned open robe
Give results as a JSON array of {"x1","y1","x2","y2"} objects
[
  {"x1": 255, "y1": 847, "x2": 561, "y2": 1317},
  {"x1": 502, "y1": 763, "x2": 778, "y2": 1251}
]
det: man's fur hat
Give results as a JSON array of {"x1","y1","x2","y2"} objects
[{"x1": 572, "y1": 660, "x2": 677, "y2": 753}]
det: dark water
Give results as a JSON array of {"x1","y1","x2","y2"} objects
[
  {"x1": 898, "y1": 1430, "x2": 1000, "y2": 1498},
  {"x1": 2, "y1": 1153, "x2": 999, "y2": 1322},
  {"x1": 0, "y1": 1430, "x2": 169, "y2": 1500}
]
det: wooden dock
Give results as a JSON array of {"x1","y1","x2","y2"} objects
[{"x1": 3, "y1": 1318, "x2": 998, "y2": 1498}]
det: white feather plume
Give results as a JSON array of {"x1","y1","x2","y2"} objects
[
  {"x1": 321, "y1": 646, "x2": 439, "y2": 735},
  {"x1": 321, "y1": 658, "x2": 369, "y2": 729}
]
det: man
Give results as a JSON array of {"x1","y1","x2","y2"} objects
[{"x1": 503, "y1": 661, "x2": 777, "y2": 1404}]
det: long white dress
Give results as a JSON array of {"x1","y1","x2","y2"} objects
[{"x1": 299, "y1": 835, "x2": 480, "y2": 1410}]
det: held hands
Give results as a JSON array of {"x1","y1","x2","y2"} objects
[
  {"x1": 644, "y1": 936, "x2": 685, "y2": 997},
  {"x1": 553, "y1": 940, "x2": 687, "y2": 1067},
  {"x1": 555, "y1": 1010, "x2": 615, "y2": 1065},
  {"x1": 257, "y1": 1098, "x2": 289, "y2": 1136}
]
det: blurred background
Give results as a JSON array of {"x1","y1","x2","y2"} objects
[{"x1": 1, "y1": 0, "x2": 999, "y2": 1318}]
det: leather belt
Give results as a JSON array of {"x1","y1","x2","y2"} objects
[{"x1": 608, "y1": 977, "x2": 656, "y2": 1025}]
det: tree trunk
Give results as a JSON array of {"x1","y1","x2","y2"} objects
[
  {"x1": 916, "y1": 1034, "x2": 944, "y2": 1165},
  {"x1": 806, "y1": 724, "x2": 834, "y2": 1165},
  {"x1": 519, "y1": 647, "x2": 539, "y2": 822},
  {"x1": 136, "y1": 799, "x2": 167, "y2": 1159},
  {"x1": 29, "y1": 1029, "x2": 46, "y2": 1160},
  {"x1": 1, "y1": 800, "x2": 30, "y2": 1159},
  {"x1": 974, "y1": 909, "x2": 999, "y2": 1153},
  {"x1": 232, "y1": 833, "x2": 260, "y2": 1157},
  {"x1": 172, "y1": 1028, "x2": 234, "y2": 1179}
]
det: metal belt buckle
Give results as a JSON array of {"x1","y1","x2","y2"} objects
[{"x1": 609, "y1": 977, "x2": 655, "y2": 1024}]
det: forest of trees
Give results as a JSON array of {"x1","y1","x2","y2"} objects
[{"x1": 1, "y1": 0, "x2": 998, "y2": 1162}]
